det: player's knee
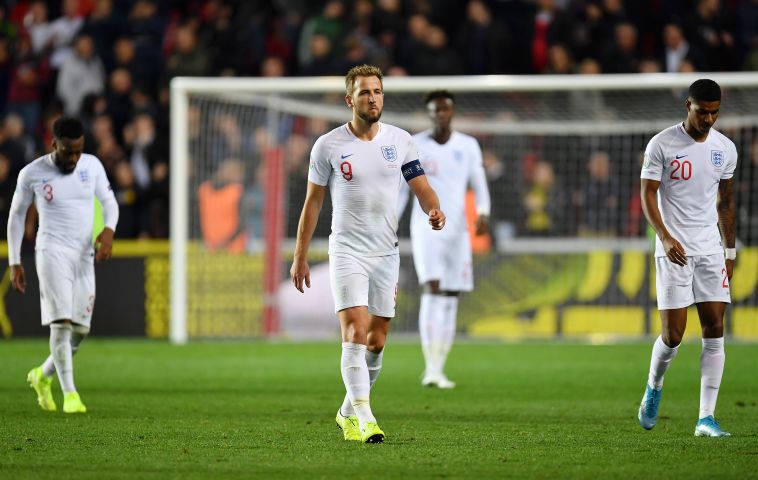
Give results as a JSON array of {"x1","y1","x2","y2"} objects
[
  {"x1": 367, "y1": 337, "x2": 385, "y2": 353},
  {"x1": 423, "y1": 281, "x2": 442, "y2": 294},
  {"x1": 661, "y1": 331, "x2": 683, "y2": 348}
]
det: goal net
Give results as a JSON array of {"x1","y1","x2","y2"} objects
[{"x1": 170, "y1": 73, "x2": 758, "y2": 344}]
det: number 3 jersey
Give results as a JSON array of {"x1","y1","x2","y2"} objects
[
  {"x1": 308, "y1": 122, "x2": 420, "y2": 257},
  {"x1": 641, "y1": 123, "x2": 737, "y2": 257},
  {"x1": 7, "y1": 153, "x2": 119, "y2": 264}
]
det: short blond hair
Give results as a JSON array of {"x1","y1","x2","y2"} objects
[{"x1": 345, "y1": 64, "x2": 383, "y2": 96}]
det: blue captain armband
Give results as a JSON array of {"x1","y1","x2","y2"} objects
[{"x1": 402, "y1": 159, "x2": 425, "y2": 182}]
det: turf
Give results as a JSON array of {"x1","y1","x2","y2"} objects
[{"x1": 1, "y1": 340, "x2": 757, "y2": 479}]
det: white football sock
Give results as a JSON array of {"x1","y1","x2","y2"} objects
[
  {"x1": 438, "y1": 296, "x2": 458, "y2": 376},
  {"x1": 340, "y1": 342, "x2": 375, "y2": 425},
  {"x1": 419, "y1": 293, "x2": 444, "y2": 377},
  {"x1": 647, "y1": 335, "x2": 679, "y2": 390},
  {"x1": 41, "y1": 324, "x2": 89, "y2": 377},
  {"x1": 340, "y1": 348, "x2": 383, "y2": 417},
  {"x1": 699, "y1": 337, "x2": 725, "y2": 419},
  {"x1": 50, "y1": 323, "x2": 76, "y2": 393}
]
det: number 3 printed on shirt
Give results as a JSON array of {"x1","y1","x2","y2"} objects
[{"x1": 43, "y1": 184, "x2": 53, "y2": 202}]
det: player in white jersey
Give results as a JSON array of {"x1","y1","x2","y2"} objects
[
  {"x1": 7, "y1": 117, "x2": 119, "y2": 414},
  {"x1": 638, "y1": 79, "x2": 736, "y2": 437},
  {"x1": 290, "y1": 65, "x2": 445, "y2": 444},
  {"x1": 398, "y1": 90, "x2": 490, "y2": 388}
]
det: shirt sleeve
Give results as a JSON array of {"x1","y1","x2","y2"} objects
[
  {"x1": 307, "y1": 135, "x2": 332, "y2": 186},
  {"x1": 468, "y1": 138, "x2": 491, "y2": 217},
  {"x1": 401, "y1": 134, "x2": 420, "y2": 167},
  {"x1": 93, "y1": 158, "x2": 119, "y2": 231},
  {"x1": 640, "y1": 136, "x2": 664, "y2": 181},
  {"x1": 721, "y1": 140, "x2": 738, "y2": 180},
  {"x1": 7, "y1": 168, "x2": 34, "y2": 265}
]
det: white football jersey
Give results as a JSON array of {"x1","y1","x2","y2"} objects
[
  {"x1": 410, "y1": 130, "x2": 490, "y2": 238},
  {"x1": 641, "y1": 123, "x2": 737, "y2": 257},
  {"x1": 7, "y1": 153, "x2": 118, "y2": 264},
  {"x1": 308, "y1": 122, "x2": 419, "y2": 256}
]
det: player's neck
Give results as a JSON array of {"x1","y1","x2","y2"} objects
[
  {"x1": 432, "y1": 129, "x2": 451, "y2": 145},
  {"x1": 348, "y1": 118, "x2": 380, "y2": 141},
  {"x1": 683, "y1": 121, "x2": 709, "y2": 142}
]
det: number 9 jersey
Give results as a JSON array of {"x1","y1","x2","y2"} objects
[{"x1": 641, "y1": 123, "x2": 737, "y2": 258}]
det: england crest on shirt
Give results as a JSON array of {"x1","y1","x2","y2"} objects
[
  {"x1": 381, "y1": 145, "x2": 397, "y2": 162},
  {"x1": 78, "y1": 170, "x2": 89, "y2": 183},
  {"x1": 711, "y1": 150, "x2": 724, "y2": 167}
]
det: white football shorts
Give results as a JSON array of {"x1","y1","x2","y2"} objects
[
  {"x1": 329, "y1": 252, "x2": 399, "y2": 318},
  {"x1": 655, "y1": 253, "x2": 731, "y2": 310},
  {"x1": 35, "y1": 248, "x2": 96, "y2": 327},
  {"x1": 412, "y1": 230, "x2": 473, "y2": 292}
]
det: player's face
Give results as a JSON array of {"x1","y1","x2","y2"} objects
[
  {"x1": 427, "y1": 98, "x2": 454, "y2": 131},
  {"x1": 52, "y1": 136, "x2": 84, "y2": 174},
  {"x1": 686, "y1": 99, "x2": 720, "y2": 136},
  {"x1": 347, "y1": 76, "x2": 383, "y2": 124}
]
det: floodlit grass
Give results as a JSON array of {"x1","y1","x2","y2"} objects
[{"x1": 1, "y1": 340, "x2": 757, "y2": 479}]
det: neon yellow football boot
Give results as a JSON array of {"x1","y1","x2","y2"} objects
[
  {"x1": 360, "y1": 421, "x2": 385, "y2": 444},
  {"x1": 27, "y1": 367, "x2": 57, "y2": 412},
  {"x1": 63, "y1": 391, "x2": 87, "y2": 413},
  {"x1": 336, "y1": 410, "x2": 361, "y2": 441}
]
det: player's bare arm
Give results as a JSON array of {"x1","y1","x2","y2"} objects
[
  {"x1": 474, "y1": 215, "x2": 489, "y2": 236},
  {"x1": 407, "y1": 175, "x2": 445, "y2": 230},
  {"x1": 290, "y1": 181, "x2": 326, "y2": 292},
  {"x1": 641, "y1": 178, "x2": 687, "y2": 266},
  {"x1": 95, "y1": 227, "x2": 115, "y2": 262},
  {"x1": 717, "y1": 178, "x2": 736, "y2": 279}
]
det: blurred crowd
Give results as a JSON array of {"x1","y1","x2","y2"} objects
[{"x1": 0, "y1": 0, "x2": 756, "y2": 243}]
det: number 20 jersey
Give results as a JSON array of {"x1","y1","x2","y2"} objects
[
  {"x1": 308, "y1": 122, "x2": 420, "y2": 257},
  {"x1": 641, "y1": 123, "x2": 737, "y2": 257}
]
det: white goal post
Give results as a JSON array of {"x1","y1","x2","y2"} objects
[{"x1": 170, "y1": 72, "x2": 758, "y2": 344}]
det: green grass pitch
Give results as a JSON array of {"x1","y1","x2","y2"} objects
[{"x1": 1, "y1": 340, "x2": 757, "y2": 479}]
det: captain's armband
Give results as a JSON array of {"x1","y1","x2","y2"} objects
[{"x1": 402, "y1": 159, "x2": 425, "y2": 182}]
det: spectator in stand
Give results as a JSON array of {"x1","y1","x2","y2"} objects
[
  {"x1": 127, "y1": 0, "x2": 165, "y2": 81},
  {"x1": 297, "y1": 0, "x2": 346, "y2": 71},
  {"x1": 111, "y1": 160, "x2": 145, "y2": 238},
  {"x1": 685, "y1": 0, "x2": 737, "y2": 71},
  {"x1": 106, "y1": 68, "x2": 132, "y2": 136},
  {"x1": 601, "y1": 22, "x2": 639, "y2": 73},
  {"x1": 36, "y1": 0, "x2": 85, "y2": 70},
  {"x1": 575, "y1": 150, "x2": 619, "y2": 236},
  {"x1": 546, "y1": 44, "x2": 574, "y2": 74},
  {"x1": 299, "y1": 34, "x2": 336, "y2": 76},
  {"x1": 6, "y1": 34, "x2": 49, "y2": 136},
  {"x1": 161, "y1": 24, "x2": 209, "y2": 86},
  {"x1": 56, "y1": 33, "x2": 105, "y2": 116},
  {"x1": 82, "y1": 0, "x2": 125, "y2": 70},
  {"x1": 397, "y1": 14, "x2": 430, "y2": 72},
  {"x1": 662, "y1": 23, "x2": 706, "y2": 73},
  {"x1": 524, "y1": 0, "x2": 576, "y2": 74},
  {"x1": 456, "y1": 0, "x2": 511, "y2": 74},
  {"x1": 410, "y1": 25, "x2": 463, "y2": 75},
  {"x1": 521, "y1": 158, "x2": 565, "y2": 236},
  {"x1": 3, "y1": 113, "x2": 36, "y2": 164}
]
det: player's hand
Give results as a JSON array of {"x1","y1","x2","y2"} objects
[
  {"x1": 474, "y1": 215, "x2": 489, "y2": 236},
  {"x1": 662, "y1": 235, "x2": 687, "y2": 266},
  {"x1": 10, "y1": 264, "x2": 26, "y2": 294},
  {"x1": 428, "y1": 209, "x2": 445, "y2": 230},
  {"x1": 290, "y1": 258, "x2": 311, "y2": 293},
  {"x1": 95, "y1": 228, "x2": 115, "y2": 262},
  {"x1": 725, "y1": 258, "x2": 734, "y2": 280}
]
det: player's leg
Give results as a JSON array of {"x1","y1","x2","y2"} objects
[
  {"x1": 329, "y1": 254, "x2": 373, "y2": 440},
  {"x1": 420, "y1": 280, "x2": 446, "y2": 385},
  {"x1": 40, "y1": 323, "x2": 90, "y2": 377},
  {"x1": 692, "y1": 254, "x2": 731, "y2": 436},
  {"x1": 639, "y1": 257, "x2": 693, "y2": 429}
]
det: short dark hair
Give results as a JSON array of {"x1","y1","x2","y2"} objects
[
  {"x1": 688, "y1": 79, "x2": 721, "y2": 102},
  {"x1": 423, "y1": 90, "x2": 455, "y2": 105},
  {"x1": 53, "y1": 117, "x2": 84, "y2": 140}
]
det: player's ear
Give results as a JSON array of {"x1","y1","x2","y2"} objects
[
  {"x1": 685, "y1": 98, "x2": 692, "y2": 112},
  {"x1": 345, "y1": 94, "x2": 353, "y2": 108}
]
